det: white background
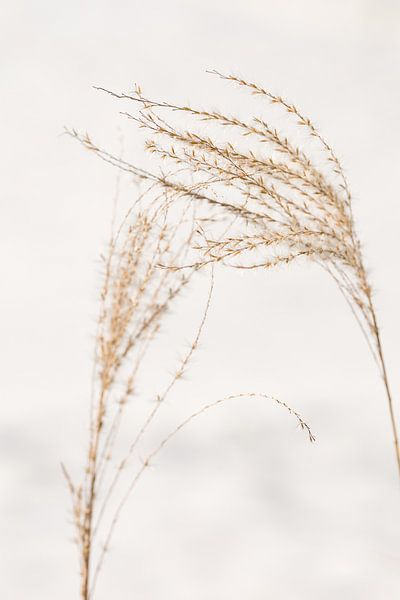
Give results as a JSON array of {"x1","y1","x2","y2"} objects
[{"x1": 1, "y1": 1, "x2": 400, "y2": 598}]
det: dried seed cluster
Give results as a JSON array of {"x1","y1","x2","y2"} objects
[
  {"x1": 74, "y1": 73, "x2": 398, "y2": 455},
  {"x1": 67, "y1": 70, "x2": 398, "y2": 599},
  {"x1": 63, "y1": 189, "x2": 313, "y2": 600}
]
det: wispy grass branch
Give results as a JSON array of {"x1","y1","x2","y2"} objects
[{"x1": 69, "y1": 70, "x2": 399, "y2": 480}]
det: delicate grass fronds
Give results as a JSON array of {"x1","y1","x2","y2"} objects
[
  {"x1": 64, "y1": 184, "x2": 313, "y2": 599},
  {"x1": 67, "y1": 68, "x2": 399, "y2": 600},
  {"x1": 64, "y1": 194, "x2": 201, "y2": 599},
  {"x1": 70, "y1": 71, "x2": 399, "y2": 479}
]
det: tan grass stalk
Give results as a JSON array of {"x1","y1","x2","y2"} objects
[
  {"x1": 63, "y1": 186, "x2": 313, "y2": 599},
  {"x1": 69, "y1": 70, "x2": 399, "y2": 479}
]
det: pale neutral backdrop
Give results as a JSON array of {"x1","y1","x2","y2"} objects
[{"x1": 2, "y1": 1, "x2": 400, "y2": 599}]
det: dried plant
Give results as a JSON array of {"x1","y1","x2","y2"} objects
[
  {"x1": 63, "y1": 186, "x2": 313, "y2": 599},
  {"x1": 68, "y1": 70, "x2": 399, "y2": 480}
]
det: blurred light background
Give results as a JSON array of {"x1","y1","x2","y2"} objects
[{"x1": 1, "y1": 1, "x2": 400, "y2": 598}]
